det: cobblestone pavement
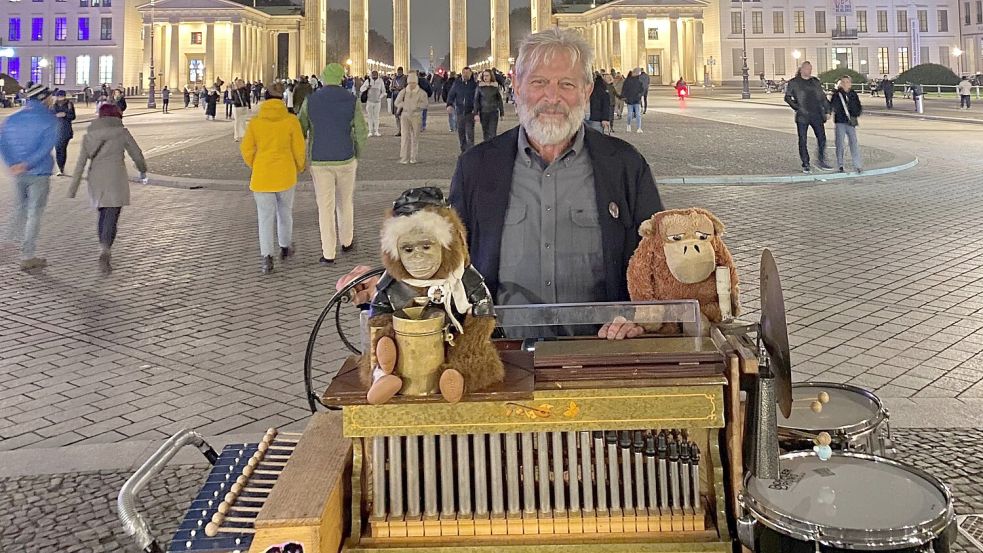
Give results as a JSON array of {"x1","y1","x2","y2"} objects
[
  {"x1": 0, "y1": 428, "x2": 978, "y2": 553},
  {"x1": 2, "y1": 93, "x2": 983, "y2": 455}
]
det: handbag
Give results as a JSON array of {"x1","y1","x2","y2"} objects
[
  {"x1": 838, "y1": 92, "x2": 858, "y2": 127},
  {"x1": 360, "y1": 89, "x2": 369, "y2": 103}
]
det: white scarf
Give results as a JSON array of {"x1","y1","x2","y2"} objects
[{"x1": 403, "y1": 264, "x2": 470, "y2": 334}]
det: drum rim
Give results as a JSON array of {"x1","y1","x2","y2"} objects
[
  {"x1": 778, "y1": 382, "x2": 888, "y2": 436},
  {"x1": 740, "y1": 451, "x2": 954, "y2": 550}
]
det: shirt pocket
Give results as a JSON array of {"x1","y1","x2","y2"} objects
[
  {"x1": 499, "y1": 204, "x2": 527, "y2": 269},
  {"x1": 568, "y1": 206, "x2": 604, "y2": 272}
]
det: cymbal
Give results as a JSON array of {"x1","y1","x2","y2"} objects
[{"x1": 759, "y1": 248, "x2": 792, "y2": 419}]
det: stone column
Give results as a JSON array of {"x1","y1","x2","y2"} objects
[
  {"x1": 350, "y1": 0, "x2": 368, "y2": 76},
  {"x1": 169, "y1": 23, "x2": 181, "y2": 87},
  {"x1": 491, "y1": 0, "x2": 510, "y2": 69},
  {"x1": 450, "y1": 0, "x2": 467, "y2": 70},
  {"x1": 681, "y1": 19, "x2": 690, "y2": 81},
  {"x1": 669, "y1": 16, "x2": 679, "y2": 82},
  {"x1": 268, "y1": 31, "x2": 277, "y2": 81},
  {"x1": 288, "y1": 31, "x2": 299, "y2": 77},
  {"x1": 610, "y1": 18, "x2": 621, "y2": 71},
  {"x1": 232, "y1": 22, "x2": 242, "y2": 80},
  {"x1": 637, "y1": 19, "x2": 646, "y2": 73},
  {"x1": 622, "y1": 16, "x2": 637, "y2": 73},
  {"x1": 694, "y1": 19, "x2": 704, "y2": 83},
  {"x1": 530, "y1": 0, "x2": 551, "y2": 33},
  {"x1": 393, "y1": 0, "x2": 410, "y2": 70},
  {"x1": 204, "y1": 22, "x2": 215, "y2": 85},
  {"x1": 253, "y1": 24, "x2": 261, "y2": 80},
  {"x1": 143, "y1": 23, "x2": 153, "y2": 90}
]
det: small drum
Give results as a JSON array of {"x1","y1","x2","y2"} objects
[
  {"x1": 778, "y1": 382, "x2": 896, "y2": 457},
  {"x1": 738, "y1": 451, "x2": 955, "y2": 552}
]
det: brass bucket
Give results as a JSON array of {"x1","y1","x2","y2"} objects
[{"x1": 393, "y1": 306, "x2": 446, "y2": 396}]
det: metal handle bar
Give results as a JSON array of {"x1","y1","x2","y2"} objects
[{"x1": 118, "y1": 429, "x2": 218, "y2": 553}]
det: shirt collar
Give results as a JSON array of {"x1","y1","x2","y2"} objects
[{"x1": 517, "y1": 123, "x2": 586, "y2": 168}]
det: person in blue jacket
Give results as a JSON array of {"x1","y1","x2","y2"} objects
[
  {"x1": 445, "y1": 66, "x2": 478, "y2": 152},
  {"x1": 0, "y1": 84, "x2": 59, "y2": 271}
]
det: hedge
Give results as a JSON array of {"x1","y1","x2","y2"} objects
[
  {"x1": 896, "y1": 63, "x2": 959, "y2": 85},
  {"x1": 818, "y1": 68, "x2": 867, "y2": 85}
]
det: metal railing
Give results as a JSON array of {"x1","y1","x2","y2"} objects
[
  {"x1": 822, "y1": 82, "x2": 983, "y2": 98},
  {"x1": 831, "y1": 28, "x2": 859, "y2": 39}
]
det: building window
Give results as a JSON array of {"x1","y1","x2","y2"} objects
[
  {"x1": 647, "y1": 54, "x2": 660, "y2": 75},
  {"x1": 775, "y1": 47, "x2": 786, "y2": 75},
  {"x1": 731, "y1": 12, "x2": 743, "y2": 34},
  {"x1": 938, "y1": 9, "x2": 948, "y2": 31},
  {"x1": 30, "y1": 56, "x2": 43, "y2": 82},
  {"x1": 191, "y1": 31, "x2": 203, "y2": 44},
  {"x1": 877, "y1": 46, "x2": 889, "y2": 73},
  {"x1": 55, "y1": 17, "x2": 66, "y2": 40},
  {"x1": 732, "y1": 48, "x2": 744, "y2": 76},
  {"x1": 836, "y1": 15, "x2": 847, "y2": 32},
  {"x1": 8, "y1": 17, "x2": 21, "y2": 41},
  {"x1": 966, "y1": 2, "x2": 972, "y2": 25},
  {"x1": 938, "y1": 46, "x2": 949, "y2": 66},
  {"x1": 78, "y1": 17, "x2": 89, "y2": 39},
  {"x1": 794, "y1": 10, "x2": 806, "y2": 32},
  {"x1": 53, "y1": 55, "x2": 66, "y2": 85},
  {"x1": 76, "y1": 54, "x2": 90, "y2": 84},
  {"x1": 898, "y1": 47, "x2": 909, "y2": 72},
  {"x1": 897, "y1": 10, "x2": 908, "y2": 32},
  {"x1": 917, "y1": 10, "x2": 928, "y2": 32},
  {"x1": 8, "y1": 57, "x2": 19, "y2": 80},
  {"x1": 816, "y1": 47, "x2": 828, "y2": 71},
  {"x1": 857, "y1": 11, "x2": 867, "y2": 32},
  {"x1": 977, "y1": 1, "x2": 982, "y2": 23},
  {"x1": 877, "y1": 10, "x2": 888, "y2": 32},
  {"x1": 98, "y1": 54, "x2": 112, "y2": 83},
  {"x1": 103, "y1": 0, "x2": 110, "y2": 5},
  {"x1": 79, "y1": 0, "x2": 87, "y2": 6},
  {"x1": 816, "y1": 10, "x2": 826, "y2": 33},
  {"x1": 646, "y1": 28, "x2": 658, "y2": 40},
  {"x1": 31, "y1": 17, "x2": 43, "y2": 41},
  {"x1": 100, "y1": 17, "x2": 111, "y2": 40},
  {"x1": 91, "y1": 0, "x2": 100, "y2": 6},
  {"x1": 920, "y1": 46, "x2": 929, "y2": 63},
  {"x1": 774, "y1": 11, "x2": 784, "y2": 33},
  {"x1": 752, "y1": 11, "x2": 763, "y2": 33}
]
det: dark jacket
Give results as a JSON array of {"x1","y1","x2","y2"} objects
[
  {"x1": 231, "y1": 86, "x2": 251, "y2": 108},
  {"x1": 52, "y1": 100, "x2": 76, "y2": 141},
  {"x1": 830, "y1": 89, "x2": 862, "y2": 124},
  {"x1": 441, "y1": 77, "x2": 456, "y2": 101},
  {"x1": 473, "y1": 82, "x2": 505, "y2": 115},
  {"x1": 449, "y1": 125, "x2": 664, "y2": 302},
  {"x1": 881, "y1": 79, "x2": 895, "y2": 95},
  {"x1": 621, "y1": 75, "x2": 644, "y2": 104},
  {"x1": 589, "y1": 74, "x2": 612, "y2": 123},
  {"x1": 447, "y1": 77, "x2": 478, "y2": 116},
  {"x1": 293, "y1": 81, "x2": 313, "y2": 110},
  {"x1": 302, "y1": 85, "x2": 358, "y2": 162},
  {"x1": 784, "y1": 75, "x2": 830, "y2": 122}
]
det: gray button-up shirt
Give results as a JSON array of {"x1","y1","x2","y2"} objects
[{"x1": 496, "y1": 125, "x2": 606, "y2": 306}]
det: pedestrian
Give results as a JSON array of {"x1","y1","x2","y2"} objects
[
  {"x1": 621, "y1": 68, "x2": 644, "y2": 133},
  {"x1": 395, "y1": 71, "x2": 429, "y2": 164},
  {"x1": 390, "y1": 67, "x2": 407, "y2": 136},
  {"x1": 183, "y1": 85, "x2": 191, "y2": 107},
  {"x1": 224, "y1": 86, "x2": 234, "y2": 119},
  {"x1": 359, "y1": 70, "x2": 386, "y2": 136},
  {"x1": 639, "y1": 69, "x2": 650, "y2": 113},
  {"x1": 911, "y1": 82, "x2": 924, "y2": 113},
  {"x1": 446, "y1": 66, "x2": 477, "y2": 152},
  {"x1": 473, "y1": 69, "x2": 505, "y2": 142},
  {"x1": 442, "y1": 72, "x2": 457, "y2": 131},
  {"x1": 66, "y1": 103, "x2": 147, "y2": 274},
  {"x1": 830, "y1": 76, "x2": 863, "y2": 174},
  {"x1": 231, "y1": 78, "x2": 251, "y2": 142},
  {"x1": 881, "y1": 75, "x2": 894, "y2": 109},
  {"x1": 239, "y1": 82, "x2": 306, "y2": 275},
  {"x1": 110, "y1": 88, "x2": 127, "y2": 113},
  {"x1": 0, "y1": 84, "x2": 58, "y2": 271},
  {"x1": 283, "y1": 81, "x2": 295, "y2": 113},
  {"x1": 161, "y1": 86, "x2": 171, "y2": 113},
  {"x1": 293, "y1": 76, "x2": 313, "y2": 113},
  {"x1": 298, "y1": 63, "x2": 368, "y2": 265},
  {"x1": 192, "y1": 86, "x2": 200, "y2": 108},
  {"x1": 613, "y1": 72, "x2": 625, "y2": 119},
  {"x1": 602, "y1": 72, "x2": 618, "y2": 133},
  {"x1": 958, "y1": 75, "x2": 972, "y2": 110},
  {"x1": 586, "y1": 72, "x2": 612, "y2": 134},
  {"x1": 51, "y1": 90, "x2": 76, "y2": 176},
  {"x1": 417, "y1": 71, "x2": 432, "y2": 131},
  {"x1": 784, "y1": 61, "x2": 832, "y2": 172},
  {"x1": 204, "y1": 86, "x2": 219, "y2": 120}
]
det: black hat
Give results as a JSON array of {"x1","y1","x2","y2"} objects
[{"x1": 392, "y1": 187, "x2": 446, "y2": 216}]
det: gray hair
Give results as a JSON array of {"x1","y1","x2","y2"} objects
[{"x1": 514, "y1": 28, "x2": 595, "y2": 87}]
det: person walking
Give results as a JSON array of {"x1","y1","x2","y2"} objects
[
  {"x1": 417, "y1": 71, "x2": 432, "y2": 131},
  {"x1": 639, "y1": 69, "x2": 651, "y2": 113},
  {"x1": 830, "y1": 76, "x2": 863, "y2": 174},
  {"x1": 784, "y1": 61, "x2": 832, "y2": 172},
  {"x1": 231, "y1": 79, "x2": 251, "y2": 142},
  {"x1": 51, "y1": 90, "x2": 76, "y2": 176},
  {"x1": 473, "y1": 69, "x2": 506, "y2": 142},
  {"x1": 162, "y1": 86, "x2": 171, "y2": 113},
  {"x1": 223, "y1": 86, "x2": 234, "y2": 119},
  {"x1": 613, "y1": 72, "x2": 625, "y2": 119},
  {"x1": 183, "y1": 85, "x2": 191, "y2": 108},
  {"x1": 67, "y1": 104, "x2": 148, "y2": 274},
  {"x1": 359, "y1": 70, "x2": 386, "y2": 136},
  {"x1": 389, "y1": 67, "x2": 408, "y2": 136},
  {"x1": 293, "y1": 76, "x2": 314, "y2": 113},
  {"x1": 204, "y1": 86, "x2": 219, "y2": 120},
  {"x1": 283, "y1": 81, "x2": 295, "y2": 113},
  {"x1": 240, "y1": 82, "x2": 306, "y2": 274},
  {"x1": 958, "y1": 76, "x2": 972, "y2": 109},
  {"x1": 110, "y1": 89, "x2": 128, "y2": 113},
  {"x1": 0, "y1": 84, "x2": 58, "y2": 271},
  {"x1": 621, "y1": 69, "x2": 644, "y2": 133},
  {"x1": 442, "y1": 72, "x2": 457, "y2": 131},
  {"x1": 586, "y1": 72, "x2": 612, "y2": 134},
  {"x1": 395, "y1": 72, "x2": 429, "y2": 164},
  {"x1": 881, "y1": 75, "x2": 894, "y2": 109},
  {"x1": 446, "y1": 66, "x2": 478, "y2": 152},
  {"x1": 298, "y1": 63, "x2": 368, "y2": 265}
]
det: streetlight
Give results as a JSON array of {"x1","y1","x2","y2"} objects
[
  {"x1": 147, "y1": 0, "x2": 157, "y2": 109},
  {"x1": 740, "y1": 0, "x2": 750, "y2": 99},
  {"x1": 38, "y1": 57, "x2": 50, "y2": 88}
]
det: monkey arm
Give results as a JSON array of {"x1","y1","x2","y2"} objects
[
  {"x1": 443, "y1": 314, "x2": 504, "y2": 393},
  {"x1": 729, "y1": 263, "x2": 741, "y2": 316}
]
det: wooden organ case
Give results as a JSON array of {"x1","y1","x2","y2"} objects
[{"x1": 323, "y1": 301, "x2": 742, "y2": 553}]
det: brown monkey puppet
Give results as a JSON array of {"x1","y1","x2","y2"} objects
[
  {"x1": 627, "y1": 208, "x2": 740, "y2": 332},
  {"x1": 362, "y1": 187, "x2": 504, "y2": 405}
]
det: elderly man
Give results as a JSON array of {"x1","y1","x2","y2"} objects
[
  {"x1": 231, "y1": 78, "x2": 252, "y2": 142},
  {"x1": 339, "y1": 28, "x2": 663, "y2": 339}
]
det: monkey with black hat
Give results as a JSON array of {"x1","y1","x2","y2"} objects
[{"x1": 362, "y1": 187, "x2": 504, "y2": 404}]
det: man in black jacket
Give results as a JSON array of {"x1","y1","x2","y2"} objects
[
  {"x1": 446, "y1": 67, "x2": 478, "y2": 152},
  {"x1": 784, "y1": 61, "x2": 832, "y2": 172},
  {"x1": 881, "y1": 75, "x2": 895, "y2": 109},
  {"x1": 587, "y1": 72, "x2": 612, "y2": 133}
]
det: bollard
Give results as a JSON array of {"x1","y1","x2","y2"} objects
[{"x1": 915, "y1": 95, "x2": 924, "y2": 114}]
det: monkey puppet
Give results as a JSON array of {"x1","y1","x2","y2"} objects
[
  {"x1": 362, "y1": 187, "x2": 504, "y2": 405},
  {"x1": 626, "y1": 208, "x2": 740, "y2": 334}
]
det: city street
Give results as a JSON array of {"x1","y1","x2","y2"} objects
[{"x1": 2, "y1": 89, "x2": 983, "y2": 551}]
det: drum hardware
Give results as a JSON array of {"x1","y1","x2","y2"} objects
[
  {"x1": 779, "y1": 382, "x2": 897, "y2": 457},
  {"x1": 957, "y1": 514, "x2": 983, "y2": 552}
]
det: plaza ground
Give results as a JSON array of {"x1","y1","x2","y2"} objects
[{"x1": 1, "y1": 89, "x2": 982, "y2": 551}]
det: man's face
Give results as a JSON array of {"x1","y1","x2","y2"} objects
[
  {"x1": 513, "y1": 51, "x2": 592, "y2": 146},
  {"x1": 372, "y1": 71, "x2": 379, "y2": 79},
  {"x1": 462, "y1": 68, "x2": 472, "y2": 80},
  {"x1": 800, "y1": 63, "x2": 813, "y2": 78}
]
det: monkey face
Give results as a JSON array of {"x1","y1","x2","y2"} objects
[
  {"x1": 398, "y1": 234, "x2": 443, "y2": 279},
  {"x1": 660, "y1": 215, "x2": 717, "y2": 284}
]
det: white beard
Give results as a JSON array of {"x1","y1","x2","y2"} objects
[{"x1": 517, "y1": 99, "x2": 586, "y2": 146}]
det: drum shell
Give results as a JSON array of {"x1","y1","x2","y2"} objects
[
  {"x1": 778, "y1": 382, "x2": 895, "y2": 457},
  {"x1": 393, "y1": 310, "x2": 446, "y2": 395}
]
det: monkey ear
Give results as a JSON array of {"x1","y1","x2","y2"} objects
[
  {"x1": 701, "y1": 209, "x2": 725, "y2": 236},
  {"x1": 639, "y1": 217, "x2": 655, "y2": 238}
]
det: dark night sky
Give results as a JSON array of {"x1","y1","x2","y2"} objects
[{"x1": 328, "y1": 0, "x2": 530, "y2": 63}]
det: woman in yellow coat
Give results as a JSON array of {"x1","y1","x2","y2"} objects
[{"x1": 241, "y1": 83, "x2": 307, "y2": 274}]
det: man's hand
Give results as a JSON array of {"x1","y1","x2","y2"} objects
[
  {"x1": 337, "y1": 265, "x2": 379, "y2": 305},
  {"x1": 598, "y1": 316, "x2": 644, "y2": 340},
  {"x1": 601, "y1": 121, "x2": 611, "y2": 131},
  {"x1": 9, "y1": 163, "x2": 28, "y2": 176},
  {"x1": 56, "y1": 112, "x2": 66, "y2": 118},
  {"x1": 446, "y1": 105, "x2": 454, "y2": 114}
]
